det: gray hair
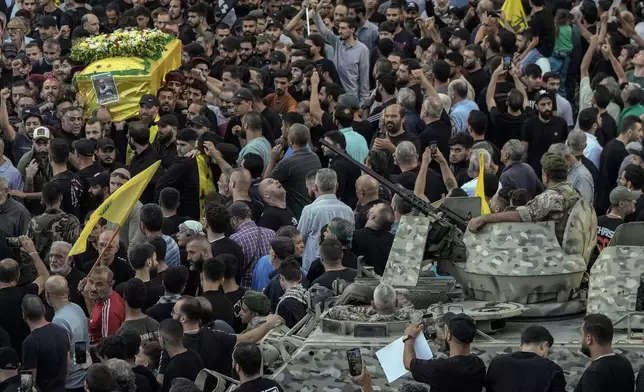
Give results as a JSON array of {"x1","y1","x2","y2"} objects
[
  {"x1": 448, "y1": 79, "x2": 468, "y2": 99},
  {"x1": 423, "y1": 96, "x2": 443, "y2": 119},
  {"x1": 548, "y1": 143, "x2": 572, "y2": 157},
  {"x1": 289, "y1": 123, "x2": 310, "y2": 147},
  {"x1": 373, "y1": 283, "x2": 396, "y2": 313},
  {"x1": 599, "y1": 76, "x2": 619, "y2": 98},
  {"x1": 315, "y1": 168, "x2": 337, "y2": 193},
  {"x1": 395, "y1": 141, "x2": 417, "y2": 166},
  {"x1": 567, "y1": 130, "x2": 587, "y2": 154},
  {"x1": 397, "y1": 88, "x2": 417, "y2": 112},
  {"x1": 502, "y1": 139, "x2": 524, "y2": 162},
  {"x1": 105, "y1": 359, "x2": 136, "y2": 392},
  {"x1": 468, "y1": 148, "x2": 492, "y2": 172}
]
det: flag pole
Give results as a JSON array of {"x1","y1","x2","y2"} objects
[{"x1": 87, "y1": 225, "x2": 123, "y2": 277}]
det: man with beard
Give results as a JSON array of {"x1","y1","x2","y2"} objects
[
  {"x1": 17, "y1": 127, "x2": 52, "y2": 213},
  {"x1": 396, "y1": 58, "x2": 423, "y2": 113},
  {"x1": 80, "y1": 265, "x2": 126, "y2": 345},
  {"x1": 263, "y1": 69, "x2": 297, "y2": 115},
  {"x1": 257, "y1": 178, "x2": 297, "y2": 231},
  {"x1": 152, "y1": 114, "x2": 179, "y2": 169},
  {"x1": 27, "y1": 182, "x2": 80, "y2": 261},
  {"x1": 247, "y1": 83, "x2": 282, "y2": 142},
  {"x1": 73, "y1": 138, "x2": 103, "y2": 217},
  {"x1": 463, "y1": 44, "x2": 489, "y2": 99},
  {"x1": 576, "y1": 314, "x2": 633, "y2": 392},
  {"x1": 157, "y1": 86, "x2": 187, "y2": 128},
  {"x1": 312, "y1": 8, "x2": 370, "y2": 105},
  {"x1": 128, "y1": 122, "x2": 163, "y2": 205},
  {"x1": 58, "y1": 106, "x2": 83, "y2": 145},
  {"x1": 31, "y1": 39, "x2": 61, "y2": 74},
  {"x1": 225, "y1": 87, "x2": 274, "y2": 148},
  {"x1": 138, "y1": 94, "x2": 160, "y2": 129},
  {"x1": 115, "y1": 244, "x2": 164, "y2": 311},
  {"x1": 211, "y1": 37, "x2": 242, "y2": 80},
  {"x1": 95, "y1": 138, "x2": 124, "y2": 172},
  {"x1": 47, "y1": 242, "x2": 87, "y2": 312},
  {"x1": 372, "y1": 104, "x2": 420, "y2": 155},
  {"x1": 403, "y1": 312, "x2": 486, "y2": 391},
  {"x1": 366, "y1": 73, "x2": 397, "y2": 130},
  {"x1": 348, "y1": 3, "x2": 378, "y2": 52},
  {"x1": 154, "y1": 128, "x2": 200, "y2": 220},
  {"x1": 385, "y1": 4, "x2": 415, "y2": 58},
  {"x1": 163, "y1": 71, "x2": 185, "y2": 103},
  {"x1": 49, "y1": 138, "x2": 84, "y2": 219},
  {"x1": 87, "y1": 172, "x2": 110, "y2": 209},
  {"x1": 236, "y1": 111, "x2": 271, "y2": 168},
  {"x1": 2, "y1": 103, "x2": 41, "y2": 164},
  {"x1": 84, "y1": 119, "x2": 102, "y2": 141},
  {"x1": 448, "y1": 27, "x2": 469, "y2": 54},
  {"x1": 520, "y1": 90, "x2": 568, "y2": 176},
  {"x1": 82, "y1": 230, "x2": 135, "y2": 286},
  {"x1": 38, "y1": 77, "x2": 62, "y2": 123},
  {"x1": 448, "y1": 132, "x2": 474, "y2": 186},
  {"x1": 242, "y1": 15, "x2": 258, "y2": 36},
  {"x1": 239, "y1": 37, "x2": 262, "y2": 68}
]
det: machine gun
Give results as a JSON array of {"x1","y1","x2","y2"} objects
[{"x1": 319, "y1": 138, "x2": 468, "y2": 263}]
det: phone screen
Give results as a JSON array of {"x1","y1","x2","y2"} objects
[
  {"x1": 346, "y1": 348, "x2": 362, "y2": 377},
  {"x1": 503, "y1": 56, "x2": 512, "y2": 70},
  {"x1": 74, "y1": 341, "x2": 87, "y2": 364},
  {"x1": 430, "y1": 143, "x2": 438, "y2": 158},
  {"x1": 20, "y1": 371, "x2": 33, "y2": 392}
]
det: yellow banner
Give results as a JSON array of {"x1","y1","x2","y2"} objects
[
  {"x1": 475, "y1": 151, "x2": 491, "y2": 215},
  {"x1": 502, "y1": 0, "x2": 528, "y2": 32}
]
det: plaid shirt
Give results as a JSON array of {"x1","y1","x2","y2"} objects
[{"x1": 230, "y1": 220, "x2": 276, "y2": 289}]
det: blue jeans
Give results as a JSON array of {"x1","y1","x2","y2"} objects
[
  {"x1": 521, "y1": 48, "x2": 542, "y2": 73},
  {"x1": 548, "y1": 51, "x2": 571, "y2": 98}
]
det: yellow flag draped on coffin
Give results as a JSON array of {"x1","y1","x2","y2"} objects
[
  {"x1": 501, "y1": 0, "x2": 528, "y2": 32},
  {"x1": 69, "y1": 161, "x2": 162, "y2": 256},
  {"x1": 475, "y1": 151, "x2": 491, "y2": 215}
]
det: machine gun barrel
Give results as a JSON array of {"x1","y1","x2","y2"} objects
[{"x1": 318, "y1": 138, "x2": 467, "y2": 232}]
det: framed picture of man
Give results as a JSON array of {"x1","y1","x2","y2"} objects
[{"x1": 91, "y1": 73, "x2": 120, "y2": 105}]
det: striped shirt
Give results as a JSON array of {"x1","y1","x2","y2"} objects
[
  {"x1": 230, "y1": 220, "x2": 276, "y2": 289},
  {"x1": 163, "y1": 234, "x2": 181, "y2": 266}
]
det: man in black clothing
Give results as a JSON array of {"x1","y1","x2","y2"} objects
[
  {"x1": 116, "y1": 244, "x2": 164, "y2": 311},
  {"x1": 619, "y1": 165, "x2": 644, "y2": 222},
  {"x1": 128, "y1": 121, "x2": 164, "y2": 205},
  {"x1": 49, "y1": 241, "x2": 86, "y2": 313},
  {"x1": 233, "y1": 343, "x2": 284, "y2": 392},
  {"x1": 257, "y1": 178, "x2": 297, "y2": 231},
  {"x1": 117, "y1": 329, "x2": 157, "y2": 392},
  {"x1": 463, "y1": 44, "x2": 490, "y2": 99},
  {"x1": 82, "y1": 231, "x2": 134, "y2": 286},
  {"x1": 312, "y1": 239, "x2": 357, "y2": 290},
  {"x1": 145, "y1": 265, "x2": 189, "y2": 323},
  {"x1": 0, "y1": 347, "x2": 24, "y2": 392},
  {"x1": 519, "y1": 0, "x2": 555, "y2": 61},
  {"x1": 152, "y1": 114, "x2": 179, "y2": 170},
  {"x1": 275, "y1": 257, "x2": 308, "y2": 328},
  {"x1": 159, "y1": 188, "x2": 189, "y2": 236},
  {"x1": 199, "y1": 257, "x2": 235, "y2": 327},
  {"x1": 203, "y1": 203, "x2": 245, "y2": 283},
  {"x1": 322, "y1": 131, "x2": 361, "y2": 208},
  {"x1": 157, "y1": 319, "x2": 204, "y2": 392},
  {"x1": 486, "y1": 325, "x2": 566, "y2": 392},
  {"x1": 449, "y1": 132, "x2": 474, "y2": 186},
  {"x1": 575, "y1": 314, "x2": 634, "y2": 392},
  {"x1": 419, "y1": 96, "x2": 450, "y2": 158},
  {"x1": 403, "y1": 312, "x2": 486, "y2": 392},
  {"x1": 391, "y1": 141, "x2": 446, "y2": 201},
  {"x1": 49, "y1": 139, "x2": 83, "y2": 220},
  {"x1": 352, "y1": 203, "x2": 395, "y2": 275},
  {"x1": 354, "y1": 175, "x2": 385, "y2": 230}
]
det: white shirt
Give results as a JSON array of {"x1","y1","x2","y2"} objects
[
  {"x1": 584, "y1": 132, "x2": 602, "y2": 168},
  {"x1": 462, "y1": 177, "x2": 503, "y2": 197}
]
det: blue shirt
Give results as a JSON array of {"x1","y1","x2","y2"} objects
[
  {"x1": 52, "y1": 303, "x2": 89, "y2": 389},
  {"x1": 238, "y1": 137, "x2": 271, "y2": 169},
  {"x1": 163, "y1": 234, "x2": 181, "y2": 266},
  {"x1": 284, "y1": 144, "x2": 312, "y2": 158},
  {"x1": 251, "y1": 255, "x2": 274, "y2": 291},
  {"x1": 450, "y1": 100, "x2": 479, "y2": 133},
  {"x1": 583, "y1": 132, "x2": 602, "y2": 169},
  {"x1": 340, "y1": 127, "x2": 369, "y2": 164},
  {"x1": 0, "y1": 159, "x2": 23, "y2": 191}
]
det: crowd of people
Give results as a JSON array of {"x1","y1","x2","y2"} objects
[{"x1": 0, "y1": 0, "x2": 641, "y2": 390}]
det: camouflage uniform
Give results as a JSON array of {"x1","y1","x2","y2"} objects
[
  {"x1": 516, "y1": 181, "x2": 580, "y2": 243},
  {"x1": 27, "y1": 208, "x2": 81, "y2": 259},
  {"x1": 327, "y1": 304, "x2": 417, "y2": 322}
]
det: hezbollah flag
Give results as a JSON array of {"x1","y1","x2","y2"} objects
[
  {"x1": 196, "y1": 153, "x2": 216, "y2": 221},
  {"x1": 69, "y1": 161, "x2": 162, "y2": 256},
  {"x1": 475, "y1": 151, "x2": 491, "y2": 215},
  {"x1": 502, "y1": 0, "x2": 528, "y2": 32}
]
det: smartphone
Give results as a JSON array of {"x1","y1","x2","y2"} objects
[
  {"x1": 430, "y1": 142, "x2": 438, "y2": 159},
  {"x1": 503, "y1": 56, "x2": 512, "y2": 70},
  {"x1": 20, "y1": 371, "x2": 33, "y2": 392},
  {"x1": 74, "y1": 341, "x2": 87, "y2": 364},
  {"x1": 346, "y1": 348, "x2": 362, "y2": 377}
]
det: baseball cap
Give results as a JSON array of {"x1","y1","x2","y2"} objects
[
  {"x1": 72, "y1": 138, "x2": 96, "y2": 157},
  {"x1": 451, "y1": 27, "x2": 470, "y2": 41},
  {"x1": 15, "y1": 54, "x2": 30, "y2": 65},
  {"x1": 627, "y1": 141, "x2": 643, "y2": 155},
  {"x1": 338, "y1": 94, "x2": 360, "y2": 110},
  {"x1": 232, "y1": 87, "x2": 255, "y2": 103},
  {"x1": 221, "y1": 37, "x2": 241, "y2": 52},
  {"x1": 610, "y1": 186, "x2": 638, "y2": 204},
  {"x1": 96, "y1": 137, "x2": 115, "y2": 150},
  {"x1": 1, "y1": 43, "x2": 17, "y2": 58},
  {"x1": 190, "y1": 57, "x2": 210, "y2": 68},
  {"x1": 267, "y1": 11, "x2": 285, "y2": 24},
  {"x1": 22, "y1": 106, "x2": 42, "y2": 121},
  {"x1": 112, "y1": 168, "x2": 131, "y2": 180},
  {"x1": 256, "y1": 33, "x2": 272, "y2": 44},
  {"x1": 88, "y1": 171, "x2": 110, "y2": 187},
  {"x1": 38, "y1": 16, "x2": 58, "y2": 28},
  {"x1": 154, "y1": 114, "x2": 179, "y2": 128},
  {"x1": 444, "y1": 313, "x2": 477, "y2": 343},
  {"x1": 266, "y1": 19, "x2": 283, "y2": 30},
  {"x1": 405, "y1": 2, "x2": 420, "y2": 12},
  {"x1": 0, "y1": 347, "x2": 20, "y2": 370},
  {"x1": 269, "y1": 51, "x2": 287, "y2": 63},
  {"x1": 139, "y1": 94, "x2": 159, "y2": 107},
  {"x1": 32, "y1": 126, "x2": 51, "y2": 140},
  {"x1": 242, "y1": 290, "x2": 271, "y2": 316},
  {"x1": 188, "y1": 115, "x2": 211, "y2": 128},
  {"x1": 534, "y1": 89, "x2": 554, "y2": 104}
]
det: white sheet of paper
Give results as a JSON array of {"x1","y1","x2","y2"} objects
[{"x1": 375, "y1": 333, "x2": 433, "y2": 384}]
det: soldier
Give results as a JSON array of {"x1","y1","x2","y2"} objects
[
  {"x1": 27, "y1": 181, "x2": 80, "y2": 259},
  {"x1": 235, "y1": 290, "x2": 271, "y2": 332},
  {"x1": 468, "y1": 152, "x2": 581, "y2": 244}
]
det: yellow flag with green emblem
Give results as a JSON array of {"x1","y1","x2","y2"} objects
[
  {"x1": 69, "y1": 160, "x2": 162, "y2": 256},
  {"x1": 475, "y1": 151, "x2": 491, "y2": 215},
  {"x1": 502, "y1": 0, "x2": 528, "y2": 32}
]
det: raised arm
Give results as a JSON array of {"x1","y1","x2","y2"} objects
[
  {"x1": 600, "y1": 40, "x2": 627, "y2": 83},
  {"x1": 309, "y1": 71, "x2": 324, "y2": 123},
  {"x1": 411, "y1": 69, "x2": 439, "y2": 99},
  {"x1": 0, "y1": 90, "x2": 17, "y2": 142},
  {"x1": 311, "y1": 7, "x2": 339, "y2": 47},
  {"x1": 509, "y1": 66, "x2": 528, "y2": 109},
  {"x1": 580, "y1": 35, "x2": 598, "y2": 79},
  {"x1": 486, "y1": 63, "x2": 504, "y2": 110},
  {"x1": 20, "y1": 236, "x2": 50, "y2": 294}
]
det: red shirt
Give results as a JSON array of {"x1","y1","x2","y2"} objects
[{"x1": 89, "y1": 291, "x2": 125, "y2": 344}]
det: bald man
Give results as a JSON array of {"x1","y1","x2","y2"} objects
[
  {"x1": 46, "y1": 276, "x2": 90, "y2": 390},
  {"x1": 82, "y1": 231, "x2": 134, "y2": 286},
  {"x1": 355, "y1": 175, "x2": 383, "y2": 230},
  {"x1": 257, "y1": 178, "x2": 297, "y2": 231},
  {"x1": 80, "y1": 266, "x2": 126, "y2": 344},
  {"x1": 230, "y1": 168, "x2": 263, "y2": 222},
  {"x1": 352, "y1": 203, "x2": 395, "y2": 275}
]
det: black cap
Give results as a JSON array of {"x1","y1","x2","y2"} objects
[
  {"x1": 534, "y1": 89, "x2": 554, "y2": 104},
  {"x1": 221, "y1": 37, "x2": 241, "y2": 51},
  {"x1": 22, "y1": 106, "x2": 42, "y2": 121},
  {"x1": 188, "y1": 115, "x2": 211, "y2": 128},
  {"x1": 140, "y1": 94, "x2": 159, "y2": 107},
  {"x1": 232, "y1": 87, "x2": 254, "y2": 103},
  {"x1": 266, "y1": 19, "x2": 283, "y2": 30},
  {"x1": 451, "y1": 27, "x2": 470, "y2": 41},
  {"x1": 1, "y1": 43, "x2": 17, "y2": 58},
  {"x1": 96, "y1": 137, "x2": 115, "y2": 150},
  {"x1": 15, "y1": 54, "x2": 29, "y2": 65},
  {"x1": 444, "y1": 313, "x2": 477, "y2": 344},
  {"x1": 88, "y1": 171, "x2": 110, "y2": 187},
  {"x1": 405, "y1": 2, "x2": 420, "y2": 12},
  {"x1": 268, "y1": 11, "x2": 285, "y2": 24},
  {"x1": 154, "y1": 114, "x2": 179, "y2": 128},
  {"x1": 269, "y1": 51, "x2": 287, "y2": 63},
  {"x1": 0, "y1": 347, "x2": 20, "y2": 370},
  {"x1": 39, "y1": 16, "x2": 58, "y2": 28},
  {"x1": 73, "y1": 138, "x2": 97, "y2": 157}
]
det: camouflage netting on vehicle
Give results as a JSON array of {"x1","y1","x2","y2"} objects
[
  {"x1": 463, "y1": 222, "x2": 587, "y2": 276},
  {"x1": 561, "y1": 199, "x2": 597, "y2": 265},
  {"x1": 381, "y1": 214, "x2": 430, "y2": 287},
  {"x1": 587, "y1": 246, "x2": 644, "y2": 325}
]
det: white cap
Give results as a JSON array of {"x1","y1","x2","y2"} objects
[{"x1": 32, "y1": 127, "x2": 51, "y2": 140}]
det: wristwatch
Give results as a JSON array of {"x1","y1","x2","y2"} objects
[{"x1": 402, "y1": 335, "x2": 414, "y2": 343}]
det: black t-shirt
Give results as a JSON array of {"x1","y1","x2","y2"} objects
[
  {"x1": 306, "y1": 250, "x2": 358, "y2": 283},
  {"x1": 530, "y1": 9, "x2": 556, "y2": 57},
  {"x1": 391, "y1": 167, "x2": 446, "y2": 202},
  {"x1": 596, "y1": 215, "x2": 623, "y2": 252},
  {"x1": 261, "y1": 108, "x2": 282, "y2": 143},
  {"x1": 66, "y1": 268, "x2": 87, "y2": 314},
  {"x1": 50, "y1": 170, "x2": 83, "y2": 220},
  {"x1": 596, "y1": 112, "x2": 617, "y2": 147},
  {"x1": 486, "y1": 351, "x2": 566, "y2": 392},
  {"x1": 277, "y1": 297, "x2": 307, "y2": 328},
  {"x1": 182, "y1": 328, "x2": 237, "y2": 376},
  {"x1": 258, "y1": 205, "x2": 297, "y2": 232},
  {"x1": 225, "y1": 287, "x2": 245, "y2": 308},
  {"x1": 162, "y1": 215, "x2": 190, "y2": 236},
  {"x1": 22, "y1": 323, "x2": 70, "y2": 392},
  {"x1": 116, "y1": 279, "x2": 164, "y2": 311},
  {"x1": 201, "y1": 290, "x2": 235, "y2": 327},
  {"x1": 210, "y1": 238, "x2": 245, "y2": 284},
  {"x1": 410, "y1": 354, "x2": 486, "y2": 392},
  {"x1": 145, "y1": 302, "x2": 174, "y2": 323},
  {"x1": 351, "y1": 228, "x2": 394, "y2": 275},
  {"x1": 626, "y1": 194, "x2": 644, "y2": 223},
  {"x1": 83, "y1": 257, "x2": 134, "y2": 287},
  {"x1": 465, "y1": 68, "x2": 490, "y2": 99},
  {"x1": 0, "y1": 283, "x2": 38, "y2": 355},
  {"x1": 352, "y1": 120, "x2": 376, "y2": 146},
  {"x1": 419, "y1": 120, "x2": 450, "y2": 158},
  {"x1": 133, "y1": 365, "x2": 158, "y2": 392},
  {"x1": 368, "y1": 12, "x2": 386, "y2": 24},
  {"x1": 312, "y1": 268, "x2": 357, "y2": 290},
  {"x1": 235, "y1": 377, "x2": 285, "y2": 392},
  {"x1": 489, "y1": 107, "x2": 531, "y2": 149},
  {"x1": 599, "y1": 139, "x2": 629, "y2": 207},
  {"x1": 162, "y1": 349, "x2": 204, "y2": 392},
  {"x1": 393, "y1": 28, "x2": 416, "y2": 57},
  {"x1": 521, "y1": 116, "x2": 569, "y2": 175},
  {"x1": 573, "y1": 354, "x2": 634, "y2": 392}
]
